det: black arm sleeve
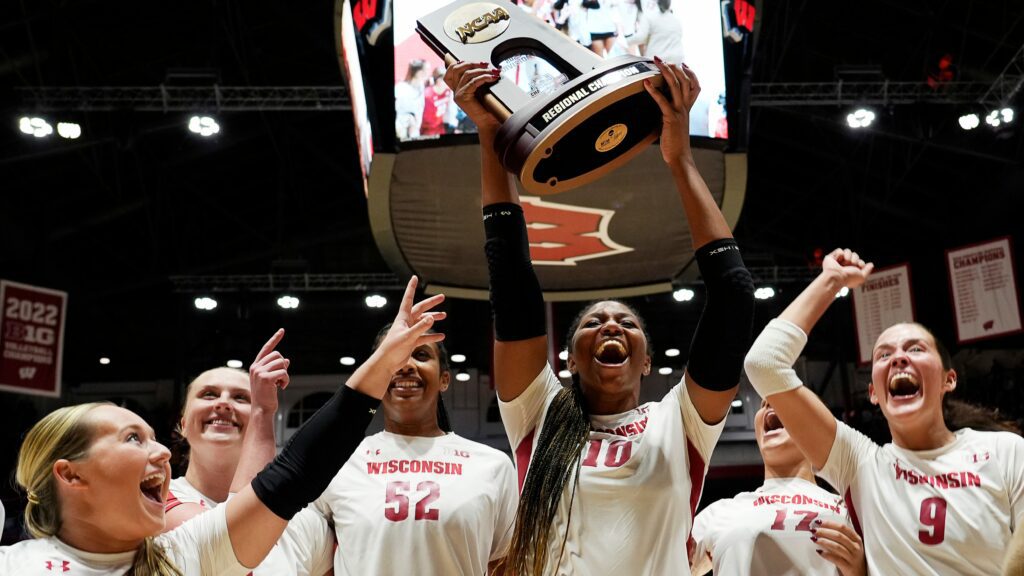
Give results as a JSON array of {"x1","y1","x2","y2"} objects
[
  {"x1": 483, "y1": 202, "x2": 547, "y2": 342},
  {"x1": 686, "y1": 238, "x2": 755, "y2": 391},
  {"x1": 250, "y1": 385, "x2": 379, "y2": 520}
]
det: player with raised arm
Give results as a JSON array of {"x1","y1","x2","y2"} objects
[
  {"x1": 0, "y1": 276, "x2": 445, "y2": 576},
  {"x1": 691, "y1": 396, "x2": 865, "y2": 576},
  {"x1": 744, "y1": 248, "x2": 1024, "y2": 575},
  {"x1": 445, "y1": 57, "x2": 755, "y2": 575},
  {"x1": 161, "y1": 330, "x2": 333, "y2": 575}
]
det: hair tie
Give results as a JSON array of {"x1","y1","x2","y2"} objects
[{"x1": 26, "y1": 491, "x2": 41, "y2": 505}]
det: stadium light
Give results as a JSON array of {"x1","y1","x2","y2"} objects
[
  {"x1": 672, "y1": 288, "x2": 695, "y2": 302},
  {"x1": 658, "y1": 367, "x2": 673, "y2": 375},
  {"x1": 57, "y1": 122, "x2": 82, "y2": 139},
  {"x1": 846, "y1": 108, "x2": 876, "y2": 129},
  {"x1": 19, "y1": 116, "x2": 53, "y2": 138},
  {"x1": 664, "y1": 348, "x2": 680, "y2": 357},
  {"x1": 194, "y1": 296, "x2": 218, "y2": 311},
  {"x1": 754, "y1": 287, "x2": 776, "y2": 300},
  {"x1": 365, "y1": 294, "x2": 387, "y2": 309},
  {"x1": 188, "y1": 115, "x2": 220, "y2": 137},
  {"x1": 455, "y1": 372, "x2": 471, "y2": 382},
  {"x1": 226, "y1": 360, "x2": 244, "y2": 368},
  {"x1": 450, "y1": 354, "x2": 466, "y2": 363},
  {"x1": 277, "y1": 295, "x2": 299, "y2": 309},
  {"x1": 340, "y1": 356, "x2": 356, "y2": 366},
  {"x1": 958, "y1": 113, "x2": 980, "y2": 130}
]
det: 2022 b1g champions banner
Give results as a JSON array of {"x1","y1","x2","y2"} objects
[{"x1": 0, "y1": 280, "x2": 67, "y2": 397}]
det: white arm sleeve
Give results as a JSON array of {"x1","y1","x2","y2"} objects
[{"x1": 743, "y1": 318, "x2": 809, "y2": 398}]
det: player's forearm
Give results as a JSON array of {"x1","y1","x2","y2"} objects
[
  {"x1": 667, "y1": 156, "x2": 732, "y2": 250},
  {"x1": 778, "y1": 270, "x2": 844, "y2": 336},
  {"x1": 480, "y1": 129, "x2": 518, "y2": 207},
  {"x1": 230, "y1": 405, "x2": 278, "y2": 493}
]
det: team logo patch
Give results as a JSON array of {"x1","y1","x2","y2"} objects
[{"x1": 521, "y1": 196, "x2": 633, "y2": 266}]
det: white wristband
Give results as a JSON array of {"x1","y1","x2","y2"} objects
[{"x1": 743, "y1": 318, "x2": 808, "y2": 398}]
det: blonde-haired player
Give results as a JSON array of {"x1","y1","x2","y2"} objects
[{"x1": 744, "y1": 248, "x2": 1024, "y2": 574}]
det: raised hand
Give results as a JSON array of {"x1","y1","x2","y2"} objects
[
  {"x1": 812, "y1": 519, "x2": 867, "y2": 576},
  {"x1": 444, "y1": 60, "x2": 503, "y2": 137},
  {"x1": 643, "y1": 58, "x2": 700, "y2": 166},
  {"x1": 822, "y1": 248, "x2": 875, "y2": 290},
  {"x1": 249, "y1": 328, "x2": 290, "y2": 412},
  {"x1": 372, "y1": 276, "x2": 447, "y2": 375}
]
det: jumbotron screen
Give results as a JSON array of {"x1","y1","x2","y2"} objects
[{"x1": 393, "y1": 0, "x2": 729, "y2": 143}]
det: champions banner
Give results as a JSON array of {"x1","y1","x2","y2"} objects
[
  {"x1": 946, "y1": 237, "x2": 1022, "y2": 344},
  {"x1": 0, "y1": 280, "x2": 67, "y2": 397},
  {"x1": 851, "y1": 264, "x2": 915, "y2": 364}
]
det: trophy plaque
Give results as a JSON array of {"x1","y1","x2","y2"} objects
[{"x1": 416, "y1": 0, "x2": 666, "y2": 195}]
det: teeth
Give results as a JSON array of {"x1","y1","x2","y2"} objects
[
  {"x1": 888, "y1": 372, "x2": 920, "y2": 395},
  {"x1": 208, "y1": 419, "x2": 234, "y2": 426},
  {"x1": 595, "y1": 340, "x2": 628, "y2": 363},
  {"x1": 392, "y1": 379, "x2": 422, "y2": 389},
  {"x1": 140, "y1": 473, "x2": 165, "y2": 489}
]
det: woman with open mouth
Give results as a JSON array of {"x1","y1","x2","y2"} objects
[
  {"x1": 309, "y1": 315, "x2": 518, "y2": 575},
  {"x1": 160, "y1": 332, "x2": 334, "y2": 575},
  {"x1": 446, "y1": 59, "x2": 755, "y2": 574},
  {"x1": 0, "y1": 276, "x2": 444, "y2": 576},
  {"x1": 690, "y1": 397, "x2": 866, "y2": 575},
  {"x1": 744, "y1": 248, "x2": 1024, "y2": 575}
]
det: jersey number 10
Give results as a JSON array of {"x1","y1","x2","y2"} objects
[{"x1": 385, "y1": 481, "x2": 440, "y2": 522}]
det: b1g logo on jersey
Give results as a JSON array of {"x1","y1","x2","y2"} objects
[{"x1": 521, "y1": 196, "x2": 633, "y2": 266}]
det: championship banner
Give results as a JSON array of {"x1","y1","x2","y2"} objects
[
  {"x1": 0, "y1": 280, "x2": 67, "y2": 397},
  {"x1": 946, "y1": 237, "x2": 1022, "y2": 344},
  {"x1": 851, "y1": 264, "x2": 915, "y2": 364}
]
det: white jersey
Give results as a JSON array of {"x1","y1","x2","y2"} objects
[
  {"x1": 499, "y1": 363, "x2": 725, "y2": 575},
  {"x1": 691, "y1": 477, "x2": 848, "y2": 575},
  {"x1": 820, "y1": 421, "x2": 1024, "y2": 575},
  {"x1": 167, "y1": 476, "x2": 334, "y2": 576},
  {"x1": 0, "y1": 504, "x2": 245, "y2": 575},
  {"x1": 314, "y1": 431, "x2": 517, "y2": 576}
]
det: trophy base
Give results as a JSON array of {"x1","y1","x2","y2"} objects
[{"x1": 494, "y1": 57, "x2": 665, "y2": 195}]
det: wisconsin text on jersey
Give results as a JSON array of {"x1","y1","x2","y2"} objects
[
  {"x1": 366, "y1": 459, "x2": 464, "y2": 475},
  {"x1": 893, "y1": 460, "x2": 982, "y2": 489},
  {"x1": 751, "y1": 493, "x2": 843, "y2": 514}
]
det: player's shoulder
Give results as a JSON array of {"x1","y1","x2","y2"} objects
[
  {"x1": 960, "y1": 428, "x2": 1024, "y2": 451},
  {"x1": 447, "y1": 434, "x2": 513, "y2": 463},
  {"x1": 0, "y1": 537, "x2": 56, "y2": 561}
]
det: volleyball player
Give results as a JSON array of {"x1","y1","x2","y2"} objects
[
  {"x1": 690, "y1": 397, "x2": 865, "y2": 575},
  {"x1": 162, "y1": 334, "x2": 333, "y2": 574},
  {"x1": 445, "y1": 58, "x2": 755, "y2": 574},
  {"x1": 0, "y1": 276, "x2": 445, "y2": 575},
  {"x1": 312, "y1": 323, "x2": 517, "y2": 575},
  {"x1": 744, "y1": 248, "x2": 1024, "y2": 574}
]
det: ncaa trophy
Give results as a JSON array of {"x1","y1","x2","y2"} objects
[{"x1": 416, "y1": 0, "x2": 667, "y2": 195}]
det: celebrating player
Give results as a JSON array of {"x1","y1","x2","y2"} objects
[
  {"x1": 313, "y1": 292, "x2": 517, "y2": 575},
  {"x1": 691, "y1": 397, "x2": 866, "y2": 575},
  {"x1": 445, "y1": 58, "x2": 755, "y2": 574},
  {"x1": 161, "y1": 332, "x2": 333, "y2": 574},
  {"x1": 0, "y1": 276, "x2": 444, "y2": 576},
  {"x1": 744, "y1": 248, "x2": 1024, "y2": 574}
]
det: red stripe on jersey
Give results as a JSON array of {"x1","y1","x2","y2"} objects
[
  {"x1": 164, "y1": 491, "x2": 181, "y2": 513},
  {"x1": 515, "y1": 429, "x2": 536, "y2": 493},
  {"x1": 685, "y1": 438, "x2": 707, "y2": 564},
  {"x1": 844, "y1": 488, "x2": 863, "y2": 537}
]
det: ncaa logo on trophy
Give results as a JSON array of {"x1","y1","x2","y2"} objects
[{"x1": 417, "y1": 0, "x2": 667, "y2": 195}]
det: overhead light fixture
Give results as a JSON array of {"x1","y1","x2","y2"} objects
[
  {"x1": 835, "y1": 286, "x2": 850, "y2": 298},
  {"x1": 986, "y1": 108, "x2": 1015, "y2": 127},
  {"x1": 731, "y1": 399, "x2": 743, "y2": 408},
  {"x1": 57, "y1": 122, "x2": 82, "y2": 139},
  {"x1": 958, "y1": 113, "x2": 980, "y2": 130},
  {"x1": 846, "y1": 108, "x2": 875, "y2": 129},
  {"x1": 558, "y1": 369, "x2": 571, "y2": 379},
  {"x1": 450, "y1": 354, "x2": 466, "y2": 363},
  {"x1": 194, "y1": 296, "x2": 218, "y2": 311},
  {"x1": 455, "y1": 372, "x2": 471, "y2": 382},
  {"x1": 19, "y1": 116, "x2": 53, "y2": 138},
  {"x1": 658, "y1": 367, "x2": 673, "y2": 375},
  {"x1": 339, "y1": 356, "x2": 356, "y2": 366},
  {"x1": 99, "y1": 357, "x2": 111, "y2": 365},
  {"x1": 226, "y1": 359, "x2": 244, "y2": 369},
  {"x1": 754, "y1": 287, "x2": 776, "y2": 300},
  {"x1": 672, "y1": 288, "x2": 695, "y2": 302},
  {"x1": 277, "y1": 295, "x2": 299, "y2": 309},
  {"x1": 188, "y1": 115, "x2": 220, "y2": 137},
  {"x1": 558, "y1": 350, "x2": 568, "y2": 361},
  {"x1": 365, "y1": 294, "x2": 387, "y2": 309},
  {"x1": 664, "y1": 348, "x2": 680, "y2": 357}
]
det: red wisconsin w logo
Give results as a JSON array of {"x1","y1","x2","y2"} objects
[{"x1": 521, "y1": 196, "x2": 632, "y2": 266}]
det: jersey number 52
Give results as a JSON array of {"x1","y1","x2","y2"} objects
[{"x1": 385, "y1": 481, "x2": 440, "y2": 522}]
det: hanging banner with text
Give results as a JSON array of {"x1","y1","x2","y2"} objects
[
  {"x1": 946, "y1": 237, "x2": 1022, "y2": 344},
  {"x1": 0, "y1": 280, "x2": 67, "y2": 397},
  {"x1": 851, "y1": 264, "x2": 915, "y2": 364}
]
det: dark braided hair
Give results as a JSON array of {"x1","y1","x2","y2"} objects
[
  {"x1": 503, "y1": 300, "x2": 651, "y2": 574},
  {"x1": 373, "y1": 324, "x2": 453, "y2": 433}
]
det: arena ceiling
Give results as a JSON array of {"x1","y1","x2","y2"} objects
[{"x1": 1, "y1": 0, "x2": 1022, "y2": 395}]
